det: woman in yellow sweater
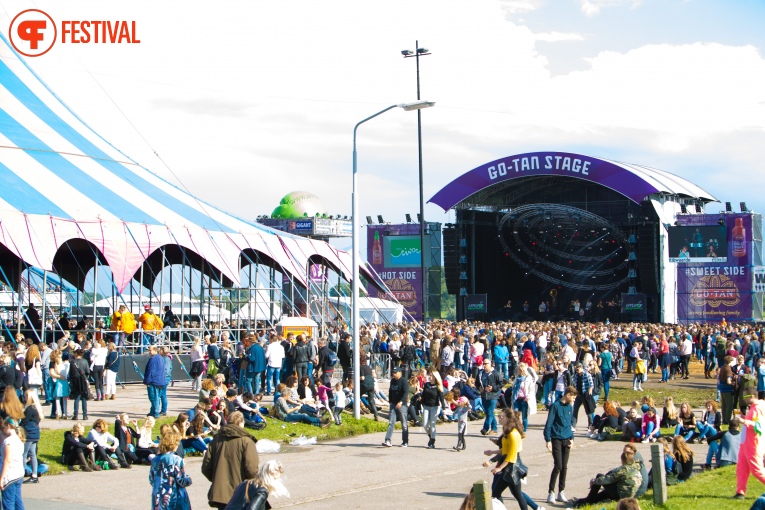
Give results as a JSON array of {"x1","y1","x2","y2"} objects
[{"x1": 484, "y1": 408, "x2": 528, "y2": 509}]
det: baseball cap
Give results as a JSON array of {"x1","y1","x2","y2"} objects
[
  {"x1": 226, "y1": 389, "x2": 238, "y2": 397},
  {"x1": 392, "y1": 366, "x2": 403, "y2": 373}
]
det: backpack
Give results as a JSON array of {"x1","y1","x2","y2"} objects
[{"x1": 327, "y1": 349, "x2": 338, "y2": 366}]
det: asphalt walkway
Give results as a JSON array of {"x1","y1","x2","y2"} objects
[{"x1": 24, "y1": 372, "x2": 715, "y2": 509}]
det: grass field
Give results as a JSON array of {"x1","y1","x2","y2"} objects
[
  {"x1": 37, "y1": 412, "x2": 389, "y2": 475},
  {"x1": 578, "y1": 465, "x2": 761, "y2": 509}
]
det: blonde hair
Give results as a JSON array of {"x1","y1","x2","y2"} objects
[
  {"x1": 159, "y1": 431, "x2": 181, "y2": 454},
  {"x1": 665, "y1": 397, "x2": 678, "y2": 420},
  {"x1": 430, "y1": 370, "x2": 444, "y2": 393},
  {"x1": 245, "y1": 460, "x2": 290, "y2": 501}
]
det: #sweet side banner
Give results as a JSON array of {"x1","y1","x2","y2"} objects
[{"x1": 676, "y1": 265, "x2": 753, "y2": 322}]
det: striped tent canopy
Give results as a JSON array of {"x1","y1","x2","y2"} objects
[{"x1": 0, "y1": 33, "x2": 375, "y2": 293}]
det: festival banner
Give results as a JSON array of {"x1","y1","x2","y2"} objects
[
  {"x1": 465, "y1": 294, "x2": 488, "y2": 319},
  {"x1": 366, "y1": 224, "x2": 423, "y2": 321},
  {"x1": 754, "y1": 267, "x2": 765, "y2": 293},
  {"x1": 621, "y1": 293, "x2": 648, "y2": 322},
  {"x1": 676, "y1": 265, "x2": 753, "y2": 323}
]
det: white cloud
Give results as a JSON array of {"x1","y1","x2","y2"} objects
[
  {"x1": 501, "y1": 0, "x2": 543, "y2": 15},
  {"x1": 580, "y1": 0, "x2": 643, "y2": 17},
  {"x1": 534, "y1": 31, "x2": 586, "y2": 42}
]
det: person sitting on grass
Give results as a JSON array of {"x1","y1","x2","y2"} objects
[
  {"x1": 673, "y1": 401, "x2": 697, "y2": 442},
  {"x1": 62, "y1": 423, "x2": 100, "y2": 472},
  {"x1": 570, "y1": 443, "x2": 643, "y2": 507},
  {"x1": 704, "y1": 416, "x2": 741, "y2": 470},
  {"x1": 648, "y1": 438, "x2": 677, "y2": 487},
  {"x1": 114, "y1": 413, "x2": 140, "y2": 467},
  {"x1": 671, "y1": 435, "x2": 694, "y2": 482},
  {"x1": 273, "y1": 388, "x2": 329, "y2": 427},
  {"x1": 636, "y1": 407, "x2": 660, "y2": 443},
  {"x1": 182, "y1": 412, "x2": 211, "y2": 454},
  {"x1": 660, "y1": 396, "x2": 679, "y2": 428},
  {"x1": 695, "y1": 400, "x2": 722, "y2": 443},
  {"x1": 136, "y1": 416, "x2": 160, "y2": 463},
  {"x1": 621, "y1": 406, "x2": 642, "y2": 442},
  {"x1": 87, "y1": 418, "x2": 124, "y2": 469}
]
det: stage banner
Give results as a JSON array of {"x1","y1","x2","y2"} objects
[
  {"x1": 366, "y1": 224, "x2": 423, "y2": 321},
  {"x1": 465, "y1": 294, "x2": 488, "y2": 319},
  {"x1": 676, "y1": 265, "x2": 753, "y2": 323},
  {"x1": 621, "y1": 293, "x2": 647, "y2": 321},
  {"x1": 754, "y1": 267, "x2": 765, "y2": 293}
]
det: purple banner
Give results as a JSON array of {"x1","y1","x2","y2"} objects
[
  {"x1": 366, "y1": 224, "x2": 423, "y2": 321},
  {"x1": 677, "y1": 265, "x2": 753, "y2": 323},
  {"x1": 428, "y1": 151, "x2": 665, "y2": 210}
]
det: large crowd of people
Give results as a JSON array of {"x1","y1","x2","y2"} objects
[{"x1": 0, "y1": 315, "x2": 763, "y2": 508}]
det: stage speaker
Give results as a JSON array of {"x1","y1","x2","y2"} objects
[
  {"x1": 443, "y1": 225, "x2": 459, "y2": 295},
  {"x1": 637, "y1": 223, "x2": 659, "y2": 295}
]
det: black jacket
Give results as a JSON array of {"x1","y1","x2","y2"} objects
[
  {"x1": 388, "y1": 376, "x2": 410, "y2": 406},
  {"x1": 291, "y1": 341, "x2": 310, "y2": 364},
  {"x1": 420, "y1": 382, "x2": 446, "y2": 408},
  {"x1": 338, "y1": 341, "x2": 352, "y2": 366},
  {"x1": 225, "y1": 482, "x2": 271, "y2": 510},
  {"x1": 475, "y1": 369, "x2": 503, "y2": 400},
  {"x1": 114, "y1": 419, "x2": 140, "y2": 452}
]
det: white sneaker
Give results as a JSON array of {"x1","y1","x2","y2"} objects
[
  {"x1": 547, "y1": 491, "x2": 556, "y2": 504},
  {"x1": 381, "y1": 440, "x2": 392, "y2": 447},
  {"x1": 641, "y1": 438, "x2": 649, "y2": 443},
  {"x1": 557, "y1": 491, "x2": 568, "y2": 503}
]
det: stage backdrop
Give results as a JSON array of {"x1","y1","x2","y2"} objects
[
  {"x1": 366, "y1": 224, "x2": 423, "y2": 321},
  {"x1": 675, "y1": 213, "x2": 758, "y2": 323}
]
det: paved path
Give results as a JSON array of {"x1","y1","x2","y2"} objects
[{"x1": 25, "y1": 374, "x2": 714, "y2": 509}]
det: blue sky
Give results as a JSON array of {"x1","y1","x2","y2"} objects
[{"x1": 1, "y1": 0, "x2": 764, "y2": 253}]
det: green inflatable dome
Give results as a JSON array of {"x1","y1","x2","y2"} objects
[{"x1": 271, "y1": 191, "x2": 327, "y2": 219}]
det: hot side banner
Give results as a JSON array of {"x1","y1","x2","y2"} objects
[
  {"x1": 676, "y1": 265, "x2": 753, "y2": 323},
  {"x1": 366, "y1": 224, "x2": 423, "y2": 321}
]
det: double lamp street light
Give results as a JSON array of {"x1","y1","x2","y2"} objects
[{"x1": 351, "y1": 99, "x2": 434, "y2": 419}]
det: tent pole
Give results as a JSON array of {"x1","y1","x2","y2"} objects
[
  {"x1": 181, "y1": 262, "x2": 185, "y2": 327},
  {"x1": 41, "y1": 269, "x2": 47, "y2": 344},
  {"x1": 252, "y1": 263, "x2": 256, "y2": 331},
  {"x1": 159, "y1": 247, "x2": 165, "y2": 316},
  {"x1": 269, "y1": 267, "x2": 275, "y2": 324},
  {"x1": 92, "y1": 258, "x2": 98, "y2": 329},
  {"x1": 16, "y1": 259, "x2": 22, "y2": 336}
]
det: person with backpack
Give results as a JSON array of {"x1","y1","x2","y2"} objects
[
  {"x1": 317, "y1": 338, "x2": 337, "y2": 382},
  {"x1": 245, "y1": 334, "x2": 266, "y2": 395}
]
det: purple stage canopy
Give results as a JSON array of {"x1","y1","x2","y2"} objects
[{"x1": 429, "y1": 151, "x2": 716, "y2": 211}]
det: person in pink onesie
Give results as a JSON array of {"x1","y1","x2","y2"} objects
[{"x1": 735, "y1": 376, "x2": 765, "y2": 499}]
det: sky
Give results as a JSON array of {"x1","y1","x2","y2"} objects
[{"x1": 2, "y1": 0, "x2": 765, "y2": 255}]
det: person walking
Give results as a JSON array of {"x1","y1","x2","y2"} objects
[
  {"x1": 149, "y1": 431, "x2": 192, "y2": 510},
  {"x1": 382, "y1": 366, "x2": 409, "y2": 447},
  {"x1": 245, "y1": 334, "x2": 267, "y2": 395},
  {"x1": 571, "y1": 362, "x2": 593, "y2": 431},
  {"x1": 421, "y1": 370, "x2": 446, "y2": 449},
  {"x1": 143, "y1": 346, "x2": 166, "y2": 419},
  {"x1": 201, "y1": 411, "x2": 259, "y2": 510},
  {"x1": 476, "y1": 359, "x2": 503, "y2": 436},
  {"x1": 544, "y1": 385, "x2": 577, "y2": 505},
  {"x1": 734, "y1": 377, "x2": 765, "y2": 499},
  {"x1": 68, "y1": 349, "x2": 90, "y2": 421}
]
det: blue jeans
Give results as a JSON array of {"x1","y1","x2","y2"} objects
[
  {"x1": 706, "y1": 440, "x2": 720, "y2": 466},
  {"x1": 23, "y1": 441, "x2": 37, "y2": 478},
  {"x1": 242, "y1": 373, "x2": 255, "y2": 395},
  {"x1": 675, "y1": 424, "x2": 695, "y2": 441},
  {"x1": 181, "y1": 437, "x2": 207, "y2": 453},
  {"x1": 147, "y1": 385, "x2": 162, "y2": 417},
  {"x1": 542, "y1": 378, "x2": 554, "y2": 406},
  {"x1": 423, "y1": 405, "x2": 440, "y2": 440},
  {"x1": 496, "y1": 362, "x2": 508, "y2": 381},
  {"x1": 160, "y1": 385, "x2": 168, "y2": 415},
  {"x1": 284, "y1": 412, "x2": 320, "y2": 425},
  {"x1": 636, "y1": 421, "x2": 657, "y2": 439},
  {"x1": 42, "y1": 368, "x2": 53, "y2": 403},
  {"x1": 266, "y1": 366, "x2": 280, "y2": 394},
  {"x1": 51, "y1": 397, "x2": 68, "y2": 418},
  {"x1": 514, "y1": 399, "x2": 529, "y2": 432},
  {"x1": 696, "y1": 422, "x2": 717, "y2": 440},
  {"x1": 73, "y1": 394, "x2": 88, "y2": 418},
  {"x1": 2, "y1": 479, "x2": 22, "y2": 510},
  {"x1": 482, "y1": 398, "x2": 498, "y2": 432},
  {"x1": 602, "y1": 369, "x2": 612, "y2": 400},
  {"x1": 307, "y1": 362, "x2": 315, "y2": 384}
]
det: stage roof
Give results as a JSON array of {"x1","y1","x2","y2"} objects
[{"x1": 429, "y1": 151, "x2": 717, "y2": 211}]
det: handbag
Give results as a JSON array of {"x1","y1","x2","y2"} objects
[
  {"x1": 502, "y1": 455, "x2": 529, "y2": 485},
  {"x1": 27, "y1": 359, "x2": 43, "y2": 386}
]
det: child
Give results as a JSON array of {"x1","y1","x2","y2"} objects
[
  {"x1": 1, "y1": 418, "x2": 26, "y2": 507},
  {"x1": 316, "y1": 378, "x2": 333, "y2": 420},
  {"x1": 333, "y1": 382, "x2": 347, "y2": 425},
  {"x1": 452, "y1": 394, "x2": 471, "y2": 452},
  {"x1": 442, "y1": 391, "x2": 456, "y2": 422},
  {"x1": 638, "y1": 406, "x2": 660, "y2": 443},
  {"x1": 631, "y1": 341, "x2": 645, "y2": 391}
]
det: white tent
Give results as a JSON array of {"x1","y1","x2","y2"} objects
[{"x1": 311, "y1": 296, "x2": 404, "y2": 325}]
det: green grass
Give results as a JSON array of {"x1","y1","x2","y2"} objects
[
  {"x1": 38, "y1": 411, "x2": 389, "y2": 475},
  {"x1": 577, "y1": 465, "x2": 762, "y2": 510},
  {"x1": 607, "y1": 385, "x2": 718, "y2": 409}
]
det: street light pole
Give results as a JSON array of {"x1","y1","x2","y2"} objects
[
  {"x1": 352, "y1": 100, "x2": 434, "y2": 419},
  {"x1": 403, "y1": 41, "x2": 431, "y2": 325}
]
